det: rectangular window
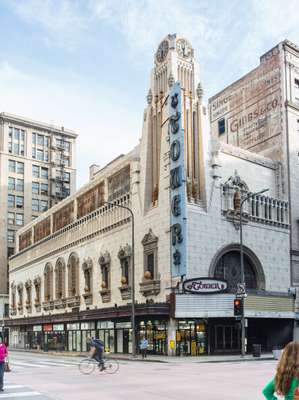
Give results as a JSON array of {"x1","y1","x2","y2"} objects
[
  {"x1": 7, "y1": 212, "x2": 15, "y2": 225},
  {"x1": 8, "y1": 177, "x2": 15, "y2": 191},
  {"x1": 14, "y1": 143, "x2": 19, "y2": 154},
  {"x1": 40, "y1": 183, "x2": 48, "y2": 196},
  {"x1": 45, "y1": 151, "x2": 49, "y2": 162},
  {"x1": 14, "y1": 129, "x2": 20, "y2": 141},
  {"x1": 41, "y1": 167, "x2": 48, "y2": 179},
  {"x1": 37, "y1": 134, "x2": 44, "y2": 146},
  {"x1": 16, "y1": 196, "x2": 24, "y2": 208},
  {"x1": 16, "y1": 179, "x2": 24, "y2": 192},
  {"x1": 32, "y1": 199, "x2": 39, "y2": 212},
  {"x1": 15, "y1": 213, "x2": 24, "y2": 226},
  {"x1": 8, "y1": 142, "x2": 12, "y2": 153},
  {"x1": 20, "y1": 144, "x2": 24, "y2": 156},
  {"x1": 44, "y1": 136, "x2": 50, "y2": 147},
  {"x1": 37, "y1": 149, "x2": 44, "y2": 161},
  {"x1": 8, "y1": 195, "x2": 14, "y2": 208},
  {"x1": 20, "y1": 130, "x2": 25, "y2": 141},
  {"x1": 17, "y1": 162, "x2": 24, "y2": 174},
  {"x1": 218, "y1": 118, "x2": 226, "y2": 135},
  {"x1": 33, "y1": 165, "x2": 40, "y2": 178},
  {"x1": 32, "y1": 182, "x2": 40, "y2": 194},
  {"x1": 8, "y1": 160, "x2": 16, "y2": 173},
  {"x1": 147, "y1": 253, "x2": 155, "y2": 278},
  {"x1": 40, "y1": 200, "x2": 48, "y2": 211},
  {"x1": 7, "y1": 230, "x2": 15, "y2": 244},
  {"x1": 32, "y1": 133, "x2": 36, "y2": 145},
  {"x1": 32, "y1": 147, "x2": 36, "y2": 159},
  {"x1": 63, "y1": 172, "x2": 70, "y2": 183}
]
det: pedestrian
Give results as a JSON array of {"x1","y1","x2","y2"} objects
[
  {"x1": 139, "y1": 337, "x2": 148, "y2": 359},
  {"x1": 263, "y1": 341, "x2": 299, "y2": 399},
  {"x1": 0, "y1": 336, "x2": 8, "y2": 392}
]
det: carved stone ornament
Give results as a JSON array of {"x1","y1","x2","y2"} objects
[
  {"x1": 33, "y1": 276, "x2": 41, "y2": 287},
  {"x1": 147, "y1": 89, "x2": 153, "y2": 105},
  {"x1": 118, "y1": 244, "x2": 131, "y2": 260},
  {"x1": 141, "y1": 229, "x2": 158, "y2": 246},
  {"x1": 82, "y1": 257, "x2": 93, "y2": 271},
  {"x1": 25, "y1": 279, "x2": 32, "y2": 289},
  {"x1": 17, "y1": 283, "x2": 23, "y2": 292},
  {"x1": 196, "y1": 83, "x2": 204, "y2": 102},
  {"x1": 99, "y1": 251, "x2": 111, "y2": 266},
  {"x1": 168, "y1": 72, "x2": 175, "y2": 88},
  {"x1": 224, "y1": 170, "x2": 249, "y2": 192}
]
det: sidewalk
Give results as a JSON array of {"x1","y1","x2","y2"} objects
[{"x1": 10, "y1": 348, "x2": 275, "y2": 363}]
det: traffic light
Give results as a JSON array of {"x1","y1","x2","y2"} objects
[{"x1": 234, "y1": 298, "x2": 243, "y2": 317}]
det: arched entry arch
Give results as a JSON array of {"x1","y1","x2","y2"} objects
[{"x1": 209, "y1": 244, "x2": 265, "y2": 291}]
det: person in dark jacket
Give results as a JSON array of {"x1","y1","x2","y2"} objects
[{"x1": 88, "y1": 337, "x2": 105, "y2": 371}]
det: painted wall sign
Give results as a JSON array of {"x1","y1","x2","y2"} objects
[
  {"x1": 169, "y1": 82, "x2": 187, "y2": 277},
  {"x1": 183, "y1": 278, "x2": 228, "y2": 294},
  {"x1": 209, "y1": 45, "x2": 281, "y2": 155}
]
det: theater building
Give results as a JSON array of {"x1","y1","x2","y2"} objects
[{"x1": 7, "y1": 35, "x2": 294, "y2": 356}]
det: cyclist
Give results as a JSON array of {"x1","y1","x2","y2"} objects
[{"x1": 88, "y1": 337, "x2": 105, "y2": 371}]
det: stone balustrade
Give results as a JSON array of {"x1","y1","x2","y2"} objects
[
  {"x1": 10, "y1": 194, "x2": 132, "y2": 271},
  {"x1": 221, "y1": 186, "x2": 289, "y2": 227}
]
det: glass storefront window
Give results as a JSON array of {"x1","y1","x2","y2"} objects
[
  {"x1": 176, "y1": 320, "x2": 207, "y2": 356},
  {"x1": 137, "y1": 320, "x2": 167, "y2": 355}
]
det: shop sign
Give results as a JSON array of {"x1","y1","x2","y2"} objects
[
  {"x1": 81, "y1": 322, "x2": 95, "y2": 330},
  {"x1": 43, "y1": 324, "x2": 53, "y2": 332},
  {"x1": 183, "y1": 278, "x2": 228, "y2": 294},
  {"x1": 169, "y1": 81, "x2": 187, "y2": 277},
  {"x1": 33, "y1": 325, "x2": 42, "y2": 332},
  {"x1": 97, "y1": 321, "x2": 114, "y2": 329},
  {"x1": 67, "y1": 323, "x2": 80, "y2": 330},
  {"x1": 53, "y1": 324, "x2": 64, "y2": 331}
]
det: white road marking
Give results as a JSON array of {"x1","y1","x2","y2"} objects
[
  {"x1": 0, "y1": 391, "x2": 41, "y2": 397},
  {"x1": 11, "y1": 361, "x2": 47, "y2": 368}
]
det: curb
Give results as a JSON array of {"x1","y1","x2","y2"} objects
[{"x1": 9, "y1": 349, "x2": 274, "y2": 364}]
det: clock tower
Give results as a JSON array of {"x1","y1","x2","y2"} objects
[{"x1": 142, "y1": 34, "x2": 207, "y2": 208}]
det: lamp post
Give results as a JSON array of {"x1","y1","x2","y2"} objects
[
  {"x1": 239, "y1": 188, "x2": 269, "y2": 357},
  {"x1": 105, "y1": 201, "x2": 136, "y2": 357}
]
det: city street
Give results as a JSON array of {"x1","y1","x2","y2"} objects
[{"x1": 1, "y1": 351, "x2": 276, "y2": 399}]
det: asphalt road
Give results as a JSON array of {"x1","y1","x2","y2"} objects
[{"x1": 1, "y1": 351, "x2": 276, "y2": 399}]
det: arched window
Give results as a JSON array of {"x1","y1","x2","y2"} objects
[
  {"x1": 55, "y1": 258, "x2": 66, "y2": 299},
  {"x1": 44, "y1": 263, "x2": 53, "y2": 301},
  {"x1": 68, "y1": 253, "x2": 79, "y2": 297},
  {"x1": 214, "y1": 251, "x2": 258, "y2": 291}
]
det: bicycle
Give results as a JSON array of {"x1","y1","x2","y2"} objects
[{"x1": 78, "y1": 356, "x2": 119, "y2": 375}]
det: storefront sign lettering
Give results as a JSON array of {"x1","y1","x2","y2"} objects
[
  {"x1": 183, "y1": 278, "x2": 228, "y2": 294},
  {"x1": 169, "y1": 82, "x2": 187, "y2": 277}
]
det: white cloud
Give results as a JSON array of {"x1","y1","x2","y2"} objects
[
  {"x1": 91, "y1": 0, "x2": 222, "y2": 58},
  {"x1": 5, "y1": 0, "x2": 89, "y2": 50}
]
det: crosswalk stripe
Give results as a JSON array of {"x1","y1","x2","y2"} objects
[
  {"x1": 34, "y1": 361, "x2": 75, "y2": 367},
  {"x1": 0, "y1": 391, "x2": 41, "y2": 398},
  {"x1": 4, "y1": 385, "x2": 25, "y2": 389},
  {"x1": 12, "y1": 362, "x2": 47, "y2": 368}
]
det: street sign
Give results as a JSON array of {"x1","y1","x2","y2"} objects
[{"x1": 236, "y1": 283, "x2": 247, "y2": 298}]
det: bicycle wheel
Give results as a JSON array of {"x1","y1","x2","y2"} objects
[
  {"x1": 79, "y1": 358, "x2": 96, "y2": 375},
  {"x1": 103, "y1": 359, "x2": 119, "y2": 374}
]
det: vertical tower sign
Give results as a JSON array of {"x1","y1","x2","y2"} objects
[{"x1": 169, "y1": 82, "x2": 187, "y2": 277}]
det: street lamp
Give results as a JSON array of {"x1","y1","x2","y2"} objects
[
  {"x1": 239, "y1": 188, "x2": 269, "y2": 357},
  {"x1": 105, "y1": 201, "x2": 136, "y2": 357}
]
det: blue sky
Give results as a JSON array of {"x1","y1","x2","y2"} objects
[{"x1": 0, "y1": 0, "x2": 298, "y2": 187}]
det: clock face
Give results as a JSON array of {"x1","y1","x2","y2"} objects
[
  {"x1": 156, "y1": 40, "x2": 169, "y2": 63},
  {"x1": 176, "y1": 39, "x2": 192, "y2": 59}
]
